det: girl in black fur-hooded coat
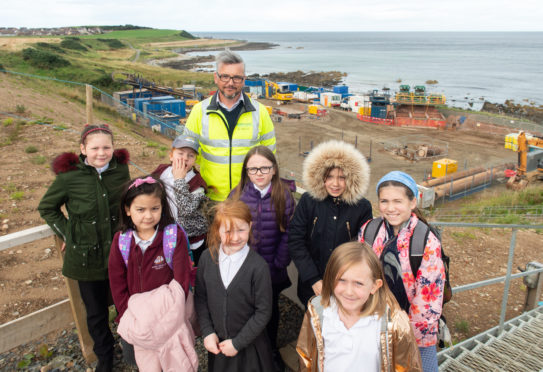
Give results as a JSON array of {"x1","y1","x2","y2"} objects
[{"x1": 288, "y1": 140, "x2": 372, "y2": 307}]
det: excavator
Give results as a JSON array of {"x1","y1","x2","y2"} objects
[
  {"x1": 506, "y1": 131, "x2": 543, "y2": 190},
  {"x1": 264, "y1": 80, "x2": 293, "y2": 102}
]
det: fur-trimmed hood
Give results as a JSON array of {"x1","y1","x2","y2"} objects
[
  {"x1": 302, "y1": 140, "x2": 369, "y2": 204},
  {"x1": 52, "y1": 148, "x2": 130, "y2": 174}
]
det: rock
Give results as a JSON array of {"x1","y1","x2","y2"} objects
[
  {"x1": 1, "y1": 224, "x2": 8, "y2": 231},
  {"x1": 2, "y1": 219, "x2": 8, "y2": 224},
  {"x1": 9, "y1": 250, "x2": 14, "y2": 255},
  {"x1": 25, "y1": 280, "x2": 32, "y2": 285},
  {"x1": 16, "y1": 250, "x2": 22, "y2": 254},
  {"x1": 44, "y1": 248, "x2": 52, "y2": 255}
]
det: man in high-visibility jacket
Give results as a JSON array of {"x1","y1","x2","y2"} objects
[{"x1": 185, "y1": 50, "x2": 276, "y2": 201}]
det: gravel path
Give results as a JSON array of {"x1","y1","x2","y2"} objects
[{"x1": 0, "y1": 294, "x2": 304, "y2": 372}]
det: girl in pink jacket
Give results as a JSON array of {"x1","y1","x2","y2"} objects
[{"x1": 359, "y1": 171, "x2": 445, "y2": 372}]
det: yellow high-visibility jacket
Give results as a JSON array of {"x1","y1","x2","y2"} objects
[{"x1": 185, "y1": 92, "x2": 276, "y2": 201}]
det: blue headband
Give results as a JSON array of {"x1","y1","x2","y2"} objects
[{"x1": 376, "y1": 171, "x2": 419, "y2": 200}]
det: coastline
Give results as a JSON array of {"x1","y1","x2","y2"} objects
[
  {"x1": 149, "y1": 38, "x2": 347, "y2": 87},
  {"x1": 146, "y1": 36, "x2": 542, "y2": 122}
]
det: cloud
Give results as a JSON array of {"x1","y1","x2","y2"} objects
[{"x1": 1, "y1": 0, "x2": 542, "y2": 30}]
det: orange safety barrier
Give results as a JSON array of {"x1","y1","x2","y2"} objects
[{"x1": 356, "y1": 114, "x2": 394, "y2": 126}]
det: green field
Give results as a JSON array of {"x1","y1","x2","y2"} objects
[
  {"x1": 0, "y1": 28, "x2": 218, "y2": 94},
  {"x1": 82, "y1": 29, "x2": 188, "y2": 42}
]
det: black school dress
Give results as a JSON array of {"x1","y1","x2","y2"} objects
[{"x1": 195, "y1": 248, "x2": 274, "y2": 372}]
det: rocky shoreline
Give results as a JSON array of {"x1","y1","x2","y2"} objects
[{"x1": 151, "y1": 39, "x2": 347, "y2": 88}]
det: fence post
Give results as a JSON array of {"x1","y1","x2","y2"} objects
[
  {"x1": 86, "y1": 84, "x2": 94, "y2": 125},
  {"x1": 54, "y1": 235, "x2": 97, "y2": 364},
  {"x1": 523, "y1": 262, "x2": 543, "y2": 311},
  {"x1": 498, "y1": 228, "x2": 517, "y2": 334}
]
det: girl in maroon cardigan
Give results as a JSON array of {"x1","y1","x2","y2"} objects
[
  {"x1": 230, "y1": 146, "x2": 296, "y2": 370},
  {"x1": 108, "y1": 176, "x2": 193, "y2": 366}
]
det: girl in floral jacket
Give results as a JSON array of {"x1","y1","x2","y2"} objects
[{"x1": 359, "y1": 171, "x2": 445, "y2": 372}]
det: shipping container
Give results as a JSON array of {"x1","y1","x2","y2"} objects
[
  {"x1": 432, "y1": 159, "x2": 458, "y2": 178},
  {"x1": 320, "y1": 92, "x2": 342, "y2": 107}
]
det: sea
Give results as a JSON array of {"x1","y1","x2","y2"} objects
[{"x1": 190, "y1": 32, "x2": 543, "y2": 110}]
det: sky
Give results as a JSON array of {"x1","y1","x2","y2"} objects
[{"x1": 1, "y1": 0, "x2": 542, "y2": 32}]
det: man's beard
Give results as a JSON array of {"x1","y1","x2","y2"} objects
[{"x1": 220, "y1": 86, "x2": 240, "y2": 100}]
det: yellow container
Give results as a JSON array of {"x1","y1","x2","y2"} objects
[
  {"x1": 505, "y1": 133, "x2": 518, "y2": 151},
  {"x1": 358, "y1": 107, "x2": 371, "y2": 116},
  {"x1": 432, "y1": 159, "x2": 458, "y2": 178},
  {"x1": 185, "y1": 99, "x2": 200, "y2": 107},
  {"x1": 308, "y1": 105, "x2": 319, "y2": 115}
]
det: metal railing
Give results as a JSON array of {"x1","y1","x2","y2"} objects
[{"x1": 432, "y1": 221, "x2": 543, "y2": 335}]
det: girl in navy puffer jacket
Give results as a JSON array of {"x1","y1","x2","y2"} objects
[{"x1": 230, "y1": 145, "x2": 296, "y2": 370}]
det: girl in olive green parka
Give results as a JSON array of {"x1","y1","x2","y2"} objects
[{"x1": 38, "y1": 124, "x2": 130, "y2": 372}]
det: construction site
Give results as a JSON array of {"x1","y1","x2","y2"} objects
[{"x1": 1, "y1": 70, "x2": 543, "y2": 371}]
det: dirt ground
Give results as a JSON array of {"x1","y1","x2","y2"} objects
[{"x1": 1, "y1": 73, "x2": 542, "y2": 348}]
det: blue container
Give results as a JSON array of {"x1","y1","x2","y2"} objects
[
  {"x1": 245, "y1": 79, "x2": 264, "y2": 87},
  {"x1": 134, "y1": 95, "x2": 175, "y2": 112},
  {"x1": 333, "y1": 85, "x2": 349, "y2": 94},
  {"x1": 371, "y1": 106, "x2": 387, "y2": 119}
]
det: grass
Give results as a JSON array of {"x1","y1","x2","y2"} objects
[
  {"x1": 24, "y1": 145, "x2": 38, "y2": 153},
  {"x1": 0, "y1": 28, "x2": 218, "y2": 95},
  {"x1": 10, "y1": 191, "x2": 25, "y2": 201},
  {"x1": 146, "y1": 141, "x2": 159, "y2": 148},
  {"x1": 450, "y1": 230, "x2": 476, "y2": 243},
  {"x1": 455, "y1": 319, "x2": 470, "y2": 334},
  {"x1": 31, "y1": 155, "x2": 47, "y2": 165},
  {"x1": 1, "y1": 119, "x2": 24, "y2": 146},
  {"x1": 433, "y1": 186, "x2": 543, "y2": 225}
]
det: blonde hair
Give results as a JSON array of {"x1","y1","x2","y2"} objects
[
  {"x1": 321, "y1": 241, "x2": 393, "y2": 318},
  {"x1": 207, "y1": 200, "x2": 252, "y2": 260}
]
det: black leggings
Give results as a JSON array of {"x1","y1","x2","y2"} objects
[{"x1": 78, "y1": 280, "x2": 115, "y2": 361}]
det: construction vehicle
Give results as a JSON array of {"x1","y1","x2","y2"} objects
[
  {"x1": 506, "y1": 131, "x2": 543, "y2": 190},
  {"x1": 264, "y1": 80, "x2": 293, "y2": 102}
]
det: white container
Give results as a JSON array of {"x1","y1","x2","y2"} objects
[
  {"x1": 417, "y1": 184, "x2": 435, "y2": 209},
  {"x1": 320, "y1": 92, "x2": 342, "y2": 107}
]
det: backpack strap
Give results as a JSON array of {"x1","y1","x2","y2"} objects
[
  {"x1": 118, "y1": 229, "x2": 134, "y2": 267},
  {"x1": 409, "y1": 221, "x2": 431, "y2": 277},
  {"x1": 162, "y1": 224, "x2": 178, "y2": 270},
  {"x1": 363, "y1": 217, "x2": 384, "y2": 246},
  {"x1": 164, "y1": 223, "x2": 197, "y2": 287}
]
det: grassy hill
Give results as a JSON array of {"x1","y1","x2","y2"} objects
[{"x1": 0, "y1": 28, "x2": 222, "y2": 93}]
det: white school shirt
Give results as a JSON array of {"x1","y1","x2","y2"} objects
[
  {"x1": 132, "y1": 228, "x2": 158, "y2": 254},
  {"x1": 322, "y1": 298, "x2": 381, "y2": 372},
  {"x1": 253, "y1": 183, "x2": 271, "y2": 198},
  {"x1": 84, "y1": 159, "x2": 109, "y2": 174},
  {"x1": 218, "y1": 244, "x2": 250, "y2": 288}
]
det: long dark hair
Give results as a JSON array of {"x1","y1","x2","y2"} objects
[
  {"x1": 232, "y1": 146, "x2": 294, "y2": 232},
  {"x1": 377, "y1": 180, "x2": 428, "y2": 225},
  {"x1": 118, "y1": 177, "x2": 175, "y2": 233}
]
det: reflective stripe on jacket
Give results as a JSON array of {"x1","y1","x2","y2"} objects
[{"x1": 185, "y1": 92, "x2": 276, "y2": 201}]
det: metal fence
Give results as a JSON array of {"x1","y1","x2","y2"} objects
[{"x1": 432, "y1": 221, "x2": 543, "y2": 337}]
